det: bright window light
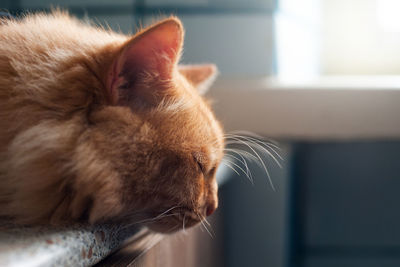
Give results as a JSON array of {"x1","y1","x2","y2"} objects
[
  {"x1": 275, "y1": 0, "x2": 321, "y2": 82},
  {"x1": 377, "y1": 0, "x2": 400, "y2": 32}
]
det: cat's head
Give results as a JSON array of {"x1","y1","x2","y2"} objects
[{"x1": 81, "y1": 18, "x2": 224, "y2": 232}]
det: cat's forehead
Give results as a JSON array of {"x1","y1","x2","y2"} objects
[{"x1": 155, "y1": 72, "x2": 224, "y2": 158}]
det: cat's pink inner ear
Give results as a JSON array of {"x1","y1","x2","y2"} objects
[
  {"x1": 107, "y1": 18, "x2": 184, "y2": 104},
  {"x1": 179, "y1": 64, "x2": 218, "y2": 95}
]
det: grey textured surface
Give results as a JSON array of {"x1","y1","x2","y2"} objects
[{"x1": 0, "y1": 220, "x2": 142, "y2": 267}]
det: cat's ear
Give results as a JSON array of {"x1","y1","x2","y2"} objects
[
  {"x1": 107, "y1": 17, "x2": 183, "y2": 104},
  {"x1": 179, "y1": 64, "x2": 218, "y2": 95}
]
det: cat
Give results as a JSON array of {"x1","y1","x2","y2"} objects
[{"x1": 0, "y1": 11, "x2": 224, "y2": 233}]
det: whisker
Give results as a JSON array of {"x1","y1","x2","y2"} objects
[
  {"x1": 227, "y1": 130, "x2": 280, "y2": 146},
  {"x1": 201, "y1": 220, "x2": 213, "y2": 238},
  {"x1": 221, "y1": 160, "x2": 241, "y2": 176},
  {"x1": 119, "y1": 206, "x2": 185, "y2": 230},
  {"x1": 182, "y1": 214, "x2": 186, "y2": 234},
  {"x1": 202, "y1": 216, "x2": 211, "y2": 227},
  {"x1": 224, "y1": 136, "x2": 275, "y2": 191},
  {"x1": 121, "y1": 212, "x2": 182, "y2": 228},
  {"x1": 153, "y1": 205, "x2": 182, "y2": 220},
  {"x1": 120, "y1": 205, "x2": 181, "y2": 227},
  {"x1": 224, "y1": 148, "x2": 261, "y2": 165},
  {"x1": 196, "y1": 213, "x2": 214, "y2": 238},
  {"x1": 224, "y1": 154, "x2": 253, "y2": 183},
  {"x1": 226, "y1": 140, "x2": 279, "y2": 185},
  {"x1": 225, "y1": 133, "x2": 281, "y2": 151},
  {"x1": 230, "y1": 149, "x2": 269, "y2": 173},
  {"x1": 224, "y1": 151, "x2": 251, "y2": 175},
  {"x1": 232, "y1": 137, "x2": 283, "y2": 169},
  {"x1": 230, "y1": 134, "x2": 284, "y2": 162},
  {"x1": 225, "y1": 133, "x2": 282, "y2": 157},
  {"x1": 224, "y1": 148, "x2": 255, "y2": 181},
  {"x1": 226, "y1": 139, "x2": 282, "y2": 170}
]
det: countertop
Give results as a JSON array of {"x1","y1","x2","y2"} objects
[{"x1": 0, "y1": 219, "x2": 143, "y2": 267}]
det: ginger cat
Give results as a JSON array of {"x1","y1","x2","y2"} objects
[{"x1": 0, "y1": 12, "x2": 223, "y2": 233}]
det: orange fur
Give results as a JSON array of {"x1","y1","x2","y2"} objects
[{"x1": 0, "y1": 12, "x2": 223, "y2": 232}]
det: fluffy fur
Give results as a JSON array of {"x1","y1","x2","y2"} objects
[{"x1": 0, "y1": 12, "x2": 224, "y2": 232}]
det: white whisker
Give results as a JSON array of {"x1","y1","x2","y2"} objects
[
  {"x1": 224, "y1": 151, "x2": 252, "y2": 176},
  {"x1": 224, "y1": 148, "x2": 260, "y2": 164},
  {"x1": 124, "y1": 212, "x2": 181, "y2": 227},
  {"x1": 153, "y1": 205, "x2": 181, "y2": 220},
  {"x1": 227, "y1": 130, "x2": 280, "y2": 146},
  {"x1": 182, "y1": 214, "x2": 187, "y2": 234},
  {"x1": 230, "y1": 134, "x2": 284, "y2": 162},
  {"x1": 224, "y1": 154, "x2": 253, "y2": 183},
  {"x1": 224, "y1": 136, "x2": 275, "y2": 191},
  {"x1": 197, "y1": 213, "x2": 214, "y2": 238},
  {"x1": 232, "y1": 137, "x2": 283, "y2": 169},
  {"x1": 225, "y1": 134, "x2": 283, "y2": 161},
  {"x1": 202, "y1": 216, "x2": 211, "y2": 227},
  {"x1": 221, "y1": 160, "x2": 241, "y2": 176}
]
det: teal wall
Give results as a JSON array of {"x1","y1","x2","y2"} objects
[
  {"x1": 290, "y1": 142, "x2": 400, "y2": 267},
  {"x1": 221, "y1": 141, "x2": 400, "y2": 267}
]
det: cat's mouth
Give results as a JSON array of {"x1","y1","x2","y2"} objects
[{"x1": 146, "y1": 207, "x2": 202, "y2": 233}]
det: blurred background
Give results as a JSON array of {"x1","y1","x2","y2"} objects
[{"x1": 2, "y1": 0, "x2": 400, "y2": 266}]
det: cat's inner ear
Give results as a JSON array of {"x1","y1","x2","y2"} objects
[
  {"x1": 107, "y1": 18, "x2": 184, "y2": 104},
  {"x1": 179, "y1": 64, "x2": 218, "y2": 95}
]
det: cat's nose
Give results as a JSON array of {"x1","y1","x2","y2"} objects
[
  {"x1": 205, "y1": 201, "x2": 217, "y2": 216},
  {"x1": 204, "y1": 179, "x2": 218, "y2": 217},
  {"x1": 206, "y1": 205, "x2": 215, "y2": 216}
]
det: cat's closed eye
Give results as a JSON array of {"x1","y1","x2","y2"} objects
[
  {"x1": 195, "y1": 158, "x2": 218, "y2": 178},
  {"x1": 196, "y1": 159, "x2": 206, "y2": 174},
  {"x1": 193, "y1": 154, "x2": 206, "y2": 174}
]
